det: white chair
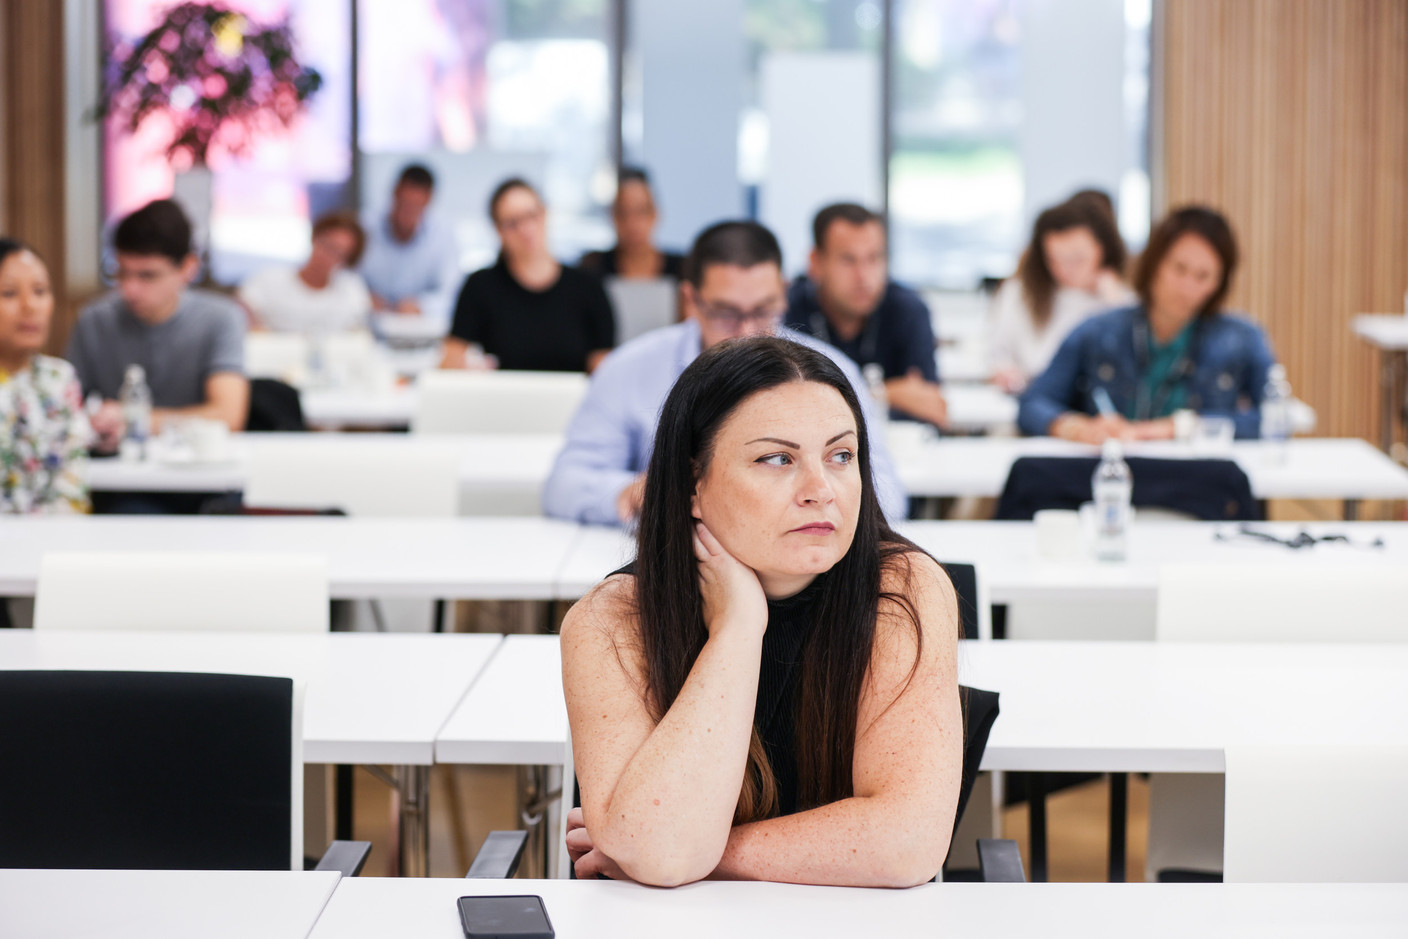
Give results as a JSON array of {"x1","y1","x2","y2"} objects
[
  {"x1": 1148, "y1": 563, "x2": 1408, "y2": 881},
  {"x1": 244, "y1": 437, "x2": 461, "y2": 517},
  {"x1": 1224, "y1": 744, "x2": 1408, "y2": 882},
  {"x1": 604, "y1": 276, "x2": 677, "y2": 343},
  {"x1": 412, "y1": 370, "x2": 588, "y2": 435},
  {"x1": 34, "y1": 552, "x2": 329, "y2": 632}
]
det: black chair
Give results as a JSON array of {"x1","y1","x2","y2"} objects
[
  {"x1": 939, "y1": 561, "x2": 983, "y2": 640},
  {"x1": 995, "y1": 456, "x2": 1262, "y2": 522},
  {"x1": 246, "y1": 378, "x2": 307, "y2": 432},
  {"x1": 467, "y1": 685, "x2": 1022, "y2": 883},
  {"x1": 0, "y1": 670, "x2": 368, "y2": 875}
]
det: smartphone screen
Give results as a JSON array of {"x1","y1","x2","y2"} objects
[{"x1": 457, "y1": 895, "x2": 554, "y2": 939}]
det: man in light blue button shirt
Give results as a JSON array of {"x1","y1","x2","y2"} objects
[
  {"x1": 543, "y1": 221, "x2": 907, "y2": 527},
  {"x1": 359, "y1": 164, "x2": 459, "y2": 323}
]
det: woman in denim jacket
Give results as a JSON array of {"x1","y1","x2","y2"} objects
[{"x1": 1017, "y1": 206, "x2": 1276, "y2": 443}]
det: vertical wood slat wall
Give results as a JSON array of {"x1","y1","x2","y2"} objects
[
  {"x1": 1162, "y1": 0, "x2": 1408, "y2": 443},
  {"x1": 0, "y1": 1, "x2": 69, "y2": 351}
]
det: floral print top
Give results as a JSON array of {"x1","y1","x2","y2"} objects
[{"x1": 0, "y1": 354, "x2": 92, "y2": 514}]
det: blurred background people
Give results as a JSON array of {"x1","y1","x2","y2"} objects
[
  {"x1": 988, "y1": 195, "x2": 1134, "y2": 393},
  {"x1": 785, "y1": 203, "x2": 947, "y2": 428},
  {"x1": 441, "y1": 178, "x2": 615, "y2": 373},
  {"x1": 1018, "y1": 206, "x2": 1276, "y2": 443},
  {"x1": 359, "y1": 163, "x2": 458, "y2": 321},
  {"x1": 239, "y1": 211, "x2": 372, "y2": 333},
  {"x1": 68, "y1": 199, "x2": 248, "y2": 451},
  {"x1": 578, "y1": 167, "x2": 686, "y2": 281},
  {"x1": 0, "y1": 238, "x2": 90, "y2": 515}
]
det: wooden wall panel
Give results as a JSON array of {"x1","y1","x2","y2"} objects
[
  {"x1": 1161, "y1": 0, "x2": 1408, "y2": 443},
  {"x1": 0, "y1": 0, "x2": 69, "y2": 353}
]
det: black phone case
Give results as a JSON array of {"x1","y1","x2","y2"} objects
[{"x1": 457, "y1": 895, "x2": 555, "y2": 939}]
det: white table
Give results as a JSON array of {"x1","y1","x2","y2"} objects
[
  {"x1": 1353, "y1": 313, "x2": 1408, "y2": 452},
  {"x1": 556, "y1": 519, "x2": 1408, "y2": 613},
  {"x1": 309, "y1": 876, "x2": 1408, "y2": 938},
  {"x1": 85, "y1": 433, "x2": 561, "y2": 511},
  {"x1": 891, "y1": 436, "x2": 1408, "y2": 515},
  {"x1": 0, "y1": 630, "x2": 503, "y2": 876},
  {"x1": 1, "y1": 868, "x2": 341, "y2": 939},
  {"x1": 443, "y1": 636, "x2": 1408, "y2": 776},
  {"x1": 0, "y1": 515, "x2": 583, "y2": 600}
]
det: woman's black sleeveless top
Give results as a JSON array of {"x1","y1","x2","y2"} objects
[{"x1": 612, "y1": 563, "x2": 823, "y2": 817}]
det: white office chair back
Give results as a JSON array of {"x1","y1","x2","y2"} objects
[
  {"x1": 412, "y1": 370, "x2": 588, "y2": 435},
  {"x1": 245, "y1": 333, "x2": 308, "y2": 381},
  {"x1": 34, "y1": 552, "x2": 329, "y2": 632},
  {"x1": 1224, "y1": 744, "x2": 1408, "y2": 883},
  {"x1": 605, "y1": 276, "x2": 677, "y2": 343},
  {"x1": 1156, "y1": 563, "x2": 1405, "y2": 642},
  {"x1": 245, "y1": 437, "x2": 461, "y2": 517}
]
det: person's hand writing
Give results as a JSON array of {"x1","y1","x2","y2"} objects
[
  {"x1": 1053, "y1": 412, "x2": 1131, "y2": 445},
  {"x1": 693, "y1": 520, "x2": 768, "y2": 638},
  {"x1": 992, "y1": 367, "x2": 1027, "y2": 395},
  {"x1": 615, "y1": 474, "x2": 647, "y2": 524},
  {"x1": 393, "y1": 298, "x2": 421, "y2": 315},
  {"x1": 565, "y1": 807, "x2": 632, "y2": 880},
  {"x1": 89, "y1": 401, "x2": 126, "y2": 452}
]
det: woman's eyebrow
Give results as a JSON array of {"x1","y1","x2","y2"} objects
[
  {"x1": 827, "y1": 430, "x2": 857, "y2": 446},
  {"x1": 745, "y1": 430, "x2": 856, "y2": 449}
]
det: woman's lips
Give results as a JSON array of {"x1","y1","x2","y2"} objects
[{"x1": 789, "y1": 522, "x2": 836, "y2": 535}]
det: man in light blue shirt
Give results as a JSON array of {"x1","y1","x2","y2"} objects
[
  {"x1": 543, "y1": 221, "x2": 907, "y2": 526},
  {"x1": 359, "y1": 164, "x2": 459, "y2": 323}
]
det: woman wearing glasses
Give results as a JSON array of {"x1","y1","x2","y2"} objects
[{"x1": 440, "y1": 178, "x2": 616, "y2": 373}]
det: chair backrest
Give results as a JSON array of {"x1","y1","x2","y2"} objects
[
  {"x1": 955, "y1": 685, "x2": 1001, "y2": 840},
  {"x1": 0, "y1": 670, "x2": 303, "y2": 870},
  {"x1": 939, "y1": 561, "x2": 991, "y2": 640},
  {"x1": 412, "y1": 370, "x2": 588, "y2": 435},
  {"x1": 34, "y1": 552, "x2": 329, "y2": 632},
  {"x1": 604, "y1": 276, "x2": 677, "y2": 344},
  {"x1": 995, "y1": 456, "x2": 1261, "y2": 521},
  {"x1": 246, "y1": 378, "x2": 307, "y2": 432},
  {"x1": 1156, "y1": 563, "x2": 1405, "y2": 642},
  {"x1": 1223, "y1": 744, "x2": 1408, "y2": 882},
  {"x1": 245, "y1": 437, "x2": 461, "y2": 517}
]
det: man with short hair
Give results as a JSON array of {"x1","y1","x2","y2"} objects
[
  {"x1": 68, "y1": 198, "x2": 248, "y2": 453},
  {"x1": 784, "y1": 203, "x2": 947, "y2": 428},
  {"x1": 542, "y1": 220, "x2": 906, "y2": 526},
  {"x1": 359, "y1": 163, "x2": 458, "y2": 320}
]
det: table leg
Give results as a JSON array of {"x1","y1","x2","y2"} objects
[
  {"x1": 1380, "y1": 350, "x2": 1395, "y2": 454},
  {"x1": 335, "y1": 765, "x2": 354, "y2": 841},
  {"x1": 1108, "y1": 772, "x2": 1128, "y2": 883},
  {"x1": 1344, "y1": 499, "x2": 1361, "y2": 521},
  {"x1": 1028, "y1": 772, "x2": 1048, "y2": 883},
  {"x1": 393, "y1": 764, "x2": 431, "y2": 877}
]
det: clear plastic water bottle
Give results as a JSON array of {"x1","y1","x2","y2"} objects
[
  {"x1": 1260, "y1": 363, "x2": 1293, "y2": 464},
  {"x1": 862, "y1": 363, "x2": 887, "y2": 409},
  {"x1": 119, "y1": 364, "x2": 152, "y2": 462},
  {"x1": 1091, "y1": 438, "x2": 1132, "y2": 562}
]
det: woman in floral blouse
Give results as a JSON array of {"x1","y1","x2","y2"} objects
[{"x1": 0, "y1": 238, "x2": 91, "y2": 514}]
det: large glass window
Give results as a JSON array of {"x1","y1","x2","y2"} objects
[
  {"x1": 103, "y1": 0, "x2": 353, "y2": 285},
  {"x1": 356, "y1": 0, "x2": 613, "y2": 271}
]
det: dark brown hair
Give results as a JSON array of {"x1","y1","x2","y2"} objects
[
  {"x1": 310, "y1": 211, "x2": 366, "y2": 266},
  {"x1": 487, "y1": 177, "x2": 540, "y2": 225},
  {"x1": 113, "y1": 199, "x2": 192, "y2": 266},
  {"x1": 1017, "y1": 200, "x2": 1128, "y2": 327},
  {"x1": 812, "y1": 203, "x2": 884, "y2": 252},
  {"x1": 633, "y1": 336, "x2": 933, "y2": 822},
  {"x1": 683, "y1": 221, "x2": 782, "y2": 289},
  {"x1": 1132, "y1": 205, "x2": 1239, "y2": 319}
]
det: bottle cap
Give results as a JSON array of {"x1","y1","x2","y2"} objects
[
  {"x1": 123, "y1": 363, "x2": 146, "y2": 383},
  {"x1": 1101, "y1": 438, "x2": 1124, "y2": 460},
  {"x1": 1268, "y1": 364, "x2": 1286, "y2": 381}
]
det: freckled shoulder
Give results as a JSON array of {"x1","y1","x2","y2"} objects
[
  {"x1": 876, "y1": 547, "x2": 958, "y2": 640},
  {"x1": 561, "y1": 572, "x2": 643, "y2": 657}
]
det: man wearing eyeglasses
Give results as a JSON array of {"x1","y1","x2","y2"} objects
[
  {"x1": 67, "y1": 199, "x2": 248, "y2": 456},
  {"x1": 543, "y1": 220, "x2": 906, "y2": 526}
]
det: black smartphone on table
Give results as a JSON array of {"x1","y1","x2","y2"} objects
[{"x1": 457, "y1": 895, "x2": 555, "y2": 939}]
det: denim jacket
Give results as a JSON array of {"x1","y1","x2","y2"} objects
[{"x1": 1017, "y1": 305, "x2": 1276, "y2": 439}]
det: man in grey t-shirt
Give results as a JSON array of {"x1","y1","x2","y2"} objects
[{"x1": 68, "y1": 199, "x2": 248, "y2": 452}]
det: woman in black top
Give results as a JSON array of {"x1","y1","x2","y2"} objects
[
  {"x1": 578, "y1": 167, "x2": 687, "y2": 281},
  {"x1": 441, "y1": 178, "x2": 615, "y2": 373},
  {"x1": 559, "y1": 336, "x2": 963, "y2": 887}
]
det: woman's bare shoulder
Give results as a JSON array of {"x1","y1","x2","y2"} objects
[{"x1": 561, "y1": 572, "x2": 641, "y2": 650}]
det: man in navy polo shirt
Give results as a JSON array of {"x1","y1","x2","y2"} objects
[{"x1": 784, "y1": 203, "x2": 948, "y2": 428}]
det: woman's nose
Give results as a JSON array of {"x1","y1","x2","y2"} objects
[{"x1": 797, "y1": 460, "x2": 835, "y2": 504}]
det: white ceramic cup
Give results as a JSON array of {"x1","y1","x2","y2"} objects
[
  {"x1": 1192, "y1": 415, "x2": 1235, "y2": 455},
  {"x1": 1034, "y1": 508, "x2": 1083, "y2": 560},
  {"x1": 188, "y1": 418, "x2": 231, "y2": 462}
]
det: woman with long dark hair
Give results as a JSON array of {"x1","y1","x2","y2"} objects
[
  {"x1": 560, "y1": 336, "x2": 962, "y2": 887},
  {"x1": 988, "y1": 196, "x2": 1134, "y2": 392}
]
